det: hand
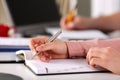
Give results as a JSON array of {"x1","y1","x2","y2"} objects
[
  {"x1": 60, "y1": 15, "x2": 90, "y2": 30},
  {"x1": 87, "y1": 47, "x2": 120, "y2": 75},
  {"x1": 29, "y1": 36, "x2": 68, "y2": 62}
]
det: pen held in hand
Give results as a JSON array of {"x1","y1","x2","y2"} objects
[
  {"x1": 66, "y1": 3, "x2": 78, "y2": 24},
  {"x1": 31, "y1": 29, "x2": 62, "y2": 59}
]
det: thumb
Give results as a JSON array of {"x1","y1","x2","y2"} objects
[{"x1": 36, "y1": 43, "x2": 53, "y2": 52}]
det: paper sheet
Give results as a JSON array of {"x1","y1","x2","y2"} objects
[
  {"x1": 0, "y1": 37, "x2": 29, "y2": 46},
  {"x1": 46, "y1": 28, "x2": 109, "y2": 40},
  {"x1": 16, "y1": 50, "x2": 107, "y2": 74}
]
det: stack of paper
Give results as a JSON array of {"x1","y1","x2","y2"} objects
[{"x1": 0, "y1": 37, "x2": 30, "y2": 52}]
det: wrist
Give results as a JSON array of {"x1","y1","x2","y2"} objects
[
  {"x1": 64, "y1": 42, "x2": 69, "y2": 58},
  {"x1": 79, "y1": 17, "x2": 95, "y2": 29},
  {"x1": 65, "y1": 41, "x2": 85, "y2": 58}
]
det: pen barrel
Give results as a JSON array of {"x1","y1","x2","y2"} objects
[
  {"x1": 46, "y1": 29, "x2": 62, "y2": 44},
  {"x1": 66, "y1": 9, "x2": 75, "y2": 24},
  {"x1": 66, "y1": 3, "x2": 78, "y2": 24},
  {"x1": 31, "y1": 29, "x2": 62, "y2": 59}
]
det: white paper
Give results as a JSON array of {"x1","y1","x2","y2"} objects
[
  {"x1": 46, "y1": 28, "x2": 109, "y2": 40},
  {"x1": 16, "y1": 50, "x2": 107, "y2": 74},
  {"x1": 0, "y1": 37, "x2": 29, "y2": 46}
]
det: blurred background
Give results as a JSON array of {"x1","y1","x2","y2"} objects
[
  {"x1": 1, "y1": 0, "x2": 120, "y2": 25},
  {"x1": 0, "y1": 0, "x2": 120, "y2": 37}
]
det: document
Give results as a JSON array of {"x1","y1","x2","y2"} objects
[
  {"x1": 16, "y1": 50, "x2": 107, "y2": 75},
  {"x1": 0, "y1": 37, "x2": 29, "y2": 46},
  {"x1": 46, "y1": 28, "x2": 109, "y2": 40},
  {"x1": 0, "y1": 37, "x2": 30, "y2": 52}
]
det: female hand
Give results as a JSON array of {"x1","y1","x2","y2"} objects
[
  {"x1": 87, "y1": 47, "x2": 120, "y2": 75},
  {"x1": 60, "y1": 15, "x2": 91, "y2": 30},
  {"x1": 29, "y1": 36, "x2": 68, "y2": 62}
]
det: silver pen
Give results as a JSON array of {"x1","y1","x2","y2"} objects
[{"x1": 32, "y1": 29, "x2": 62, "y2": 59}]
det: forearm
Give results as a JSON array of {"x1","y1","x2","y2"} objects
[
  {"x1": 90, "y1": 13, "x2": 120, "y2": 31},
  {"x1": 65, "y1": 38, "x2": 120, "y2": 58}
]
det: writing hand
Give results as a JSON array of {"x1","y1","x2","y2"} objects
[{"x1": 29, "y1": 36, "x2": 68, "y2": 62}]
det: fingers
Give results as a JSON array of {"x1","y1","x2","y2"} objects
[
  {"x1": 60, "y1": 16, "x2": 67, "y2": 29},
  {"x1": 34, "y1": 42, "x2": 54, "y2": 62},
  {"x1": 35, "y1": 41, "x2": 67, "y2": 60},
  {"x1": 37, "y1": 51, "x2": 64, "y2": 62},
  {"x1": 86, "y1": 47, "x2": 107, "y2": 68},
  {"x1": 37, "y1": 52, "x2": 51, "y2": 62},
  {"x1": 36, "y1": 42, "x2": 54, "y2": 52},
  {"x1": 37, "y1": 50, "x2": 66, "y2": 62},
  {"x1": 60, "y1": 16, "x2": 75, "y2": 30},
  {"x1": 87, "y1": 47, "x2": 103, "y2": 64},
  {"x1": 89, "y1": 57, "x2": 104, "y2": 67},
  {"x1": 29, "y1": 37, "x2": 49, "y2": 53}
]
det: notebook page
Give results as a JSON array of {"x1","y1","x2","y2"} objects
[
  {"x1": 16, "y1": 50, "x2": 46, "y2": 74},
  {"x1": 26, "y1": 59, "x2": 106, "y2": 74},
  {"x1": 16, "y1": 50, "x2": 106, "y2": 74},
  {"x1": 16, "y1": 50, "x2": 33, "y2": 60},
  {"x1": 46, "y1": 27, "x2": 109, "y2": 40}
]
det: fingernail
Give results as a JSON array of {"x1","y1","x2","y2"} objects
[
  {"x1": 32, "y1": 49, "x2": 36, "y2": 53},
  {"x1": 67, "y1": 22, "x2": 74, "y2": 28},
  {"x1": 92, "y1": 64, "x2": 97, "y2": 68},
  {"x1": 41, "y1": 56, "x2": 46, "y2": 61}
]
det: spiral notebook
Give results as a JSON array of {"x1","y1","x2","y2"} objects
[{"x1": 16, "y1": 50, "x2": 107, "y2": 75}]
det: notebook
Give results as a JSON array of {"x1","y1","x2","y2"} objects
[
  {"x1": 46, "y1": 27, "x2": 109, "y2": 40},
  {"x1": 16, "y1": 50, "x2": 107, "y2": 75}
]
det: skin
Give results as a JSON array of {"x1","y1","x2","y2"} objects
[
  {"x1": 29, "y1": 38, "x2": 120, "y2": 75},
  {"x1": 59, "y1": 12, "x2": 120, "y2": 74},
  {"x1": 28, "y1": 9, "x2": 120, "y2": 74},
  {"x1": 87, "y1": 47, "x2": 120, "y2": 75},
  {"x1": 60, "y1": 15, "x2": 89, "y2": 30},
  {"x1": 29, "y1": 36, "x2": 68, "y2": 62},
  {"x1": 60, "y1": 13, "x2": 120, "y2": 32}
]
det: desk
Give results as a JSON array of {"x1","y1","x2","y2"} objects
[{"x1": 0, "y1": 63, "x2": 120, "y2": 80}]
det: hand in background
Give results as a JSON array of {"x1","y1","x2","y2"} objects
[
  {"x1": 60, "y1": 15, "x2": 91, "y2": 30},
  {"x1": 87, "y1": 47, "x2": 120, "y2": 75},
  {"x1": 29, "y1": 36, "x2": 68, "y2": 62}
]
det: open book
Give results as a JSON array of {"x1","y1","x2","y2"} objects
[{"x1": 16, "y1": 50, "x2": 107, "y2": 75}]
